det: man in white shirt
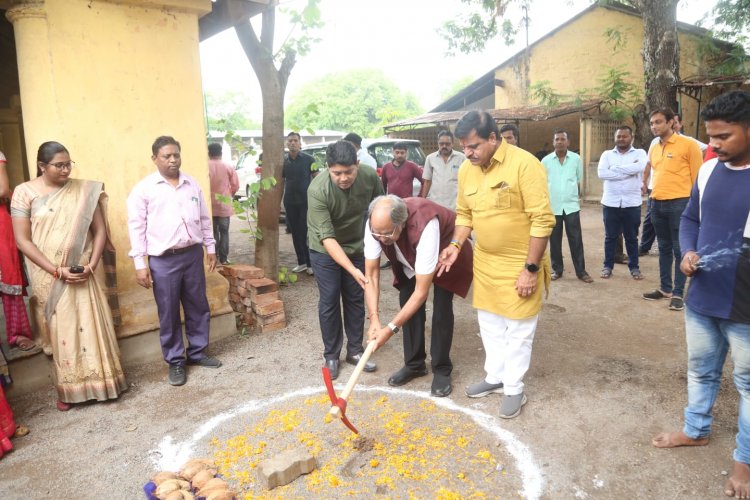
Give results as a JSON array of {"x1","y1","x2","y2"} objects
[
  {"x1": 364, "y1": 195, "x2": 473, "y2": 397},
  {"x1": 420, "y1": 130, "x2": 466, "y2": 210},
  {"x1": 343, "y1": 132, "x2": 377, "y2": 169},
  {"x1": 597, "y1": 125, "x2": 648, "y2": 279}
]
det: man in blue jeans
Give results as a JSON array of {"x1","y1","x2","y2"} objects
[
  {"x1": 641, "y1": 108, "x2": 703, "y2": 310},
  {"x1": 651, "y1": 90, "x2": 750, "y2": 498},
  {"x1": 597, "y1": 125, "x2": 647, "y2": 279}
]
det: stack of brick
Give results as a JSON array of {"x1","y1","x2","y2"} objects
[{"x1": 218, "y1": 264, "x2": 287, "y2": 333}]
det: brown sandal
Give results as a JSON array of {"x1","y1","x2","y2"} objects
[
  {"x1": 14, "y1": 425, "x2": 30, "y2": 437},
  {"x1": 13, "y1": 338, "x2": 36, "y2": 351}
]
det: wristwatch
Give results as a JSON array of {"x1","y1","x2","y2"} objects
[
  {"x1": 524, "y1": 262, "x2": 540, "y2": 273},
  {"x1": 387, "y1": 322, "x2": 400, "y2": 334}
]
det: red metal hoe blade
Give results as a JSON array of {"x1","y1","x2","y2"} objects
[{"x1": 322, "y1": 366, "x2": 359, "y2": 434}]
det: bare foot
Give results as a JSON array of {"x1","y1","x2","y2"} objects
[
  {"x1": 56, "y1": 400, "x2": 71, "y2": 412},
  {"x1": 651, "y1": 431, "x2": 709, "y2": 448},
  {"x1": 725, "y1": 462, "x2": 750, "y2": 498}
]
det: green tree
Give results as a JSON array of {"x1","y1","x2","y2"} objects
[
  {"x1": 703, "y1": 0, "x2": 750, "y2": 50},
  {"x1": 232, "y1": 0, "x2": 322, "y2": 279},
  {"x1": 284, "y1": 69, "x2": 423, "y2": 137},
  {"x1": 204, "y1": 90, "x2": 260, "y2": 132}
]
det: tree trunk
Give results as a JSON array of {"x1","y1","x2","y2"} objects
[
  {"x1": 235, "y1": 6, "x2": 295, "y2": 281},
  {"x1": 633, "y1": 0, "x2": 680, "y2": 147}
]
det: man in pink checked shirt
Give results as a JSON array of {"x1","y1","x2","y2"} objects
[{"x1": 127, "y1": 136, "x2": 221, "y2": 387}]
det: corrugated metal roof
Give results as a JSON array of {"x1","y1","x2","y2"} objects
[{"x1": 384, "y1": 100, "x2": 604, "y2": 131}]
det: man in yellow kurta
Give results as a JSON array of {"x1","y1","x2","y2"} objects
[{"x1": 439, "y1": 110, "x2": 556, "y2": 419}]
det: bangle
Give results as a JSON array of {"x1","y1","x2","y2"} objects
[
  {"x1": 52, "y1": 267, "x2": 59, "y2": 280},
  {"x1": 449, "y1": 239, "x2": 461, "y2": 250},
  {"x1": 368, "y1": 311, "x2": 379, "y2": 319}
]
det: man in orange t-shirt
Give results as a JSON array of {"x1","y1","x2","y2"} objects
[{"x1": 641, "y1": 108, "x2": 703, "y2": 311}]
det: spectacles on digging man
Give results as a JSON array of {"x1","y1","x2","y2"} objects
[{"x1": 371, "y1": 225, "x2": 399, "y2": 240}]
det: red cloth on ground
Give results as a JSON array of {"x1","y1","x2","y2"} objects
[{"x1": 0, "y1": 385, "x2": 16, "y2": 457}]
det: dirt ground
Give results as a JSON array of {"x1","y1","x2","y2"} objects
[{"x1": 0, "y1": 204, "x2": 741, "y2": 499}]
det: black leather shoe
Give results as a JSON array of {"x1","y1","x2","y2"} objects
[
  {"x1": 345, "y1": 353, "x2": 376, "y2": 372},
  {"x1": 431, "y1": 374, "x2": 453, "y2": 397},
  {"x1": 168, "y1": 364, "x2": 186, "y2": 386},
  {"x1": 388, "y1": 365, "x2": 428, "y2": 387},
  {"x1": 324, "y1": 359, "x2": 339, "y2": 380}
]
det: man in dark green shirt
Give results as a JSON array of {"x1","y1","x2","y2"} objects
[{"x1": 308, "y1": 140, "x2": 384, "y2": 379}]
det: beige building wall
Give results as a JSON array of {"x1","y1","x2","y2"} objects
[
  {"x1": 494, "y1": 6, "x2": 710, "y2": 145},
  {"x1": 6, "y1": 0, "x2": 230, "y2": 339}
]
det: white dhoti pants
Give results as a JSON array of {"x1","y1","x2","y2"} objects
[{"x1": 477, "y1": 309, "x2": 539, "y2": 396}]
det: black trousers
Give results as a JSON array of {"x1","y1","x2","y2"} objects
[
  {"x1": 310, "y1": 250, "x2": 365, "y2": 361},
  {"x1": 399, "y1": 277, "x2": 455, "y2": 377},
  {"x1": 285, "y1": 202, "x2": 310, "y2": 266},
  {"x1": 550, "y1": 210, "x2": 587, "y2": 277}
]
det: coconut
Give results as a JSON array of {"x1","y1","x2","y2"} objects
[
  {"x1": 190, "y1": 468, "x2": 216, "y2": 490},
  {"x1": 180, "y1": 461, "x2": 211, "y2": 481},
  {"x1": 197, "y1": 478, "x2": 229, "y2": 497},
  {"x1": 151, "y1": 471, "x2": 180, "y2": 486},
  {"x1": 205, "y1": 490, "x2": 236, "y2": 500},
  {"x1": 164, "y1": 490, "x2": 195, "y2": 500},
  {"x1": 155, "y1": 478, "x2": 190, "y2": 499}
]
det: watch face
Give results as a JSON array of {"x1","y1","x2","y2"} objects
[{"x1": 526, "y1": 263, "x2": 539, "y2": 273}]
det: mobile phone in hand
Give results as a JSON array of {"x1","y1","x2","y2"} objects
[{"x1": 69, "y1": 265, "x2": 85, "y2": 274}]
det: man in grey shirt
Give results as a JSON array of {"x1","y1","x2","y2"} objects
[{"x1": 420, "y1": 130, "x2": 466, "y2": 210}]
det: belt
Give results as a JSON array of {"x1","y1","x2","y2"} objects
[{"x1": 162, "y1": 244, "x2": 197, "y2": 256}]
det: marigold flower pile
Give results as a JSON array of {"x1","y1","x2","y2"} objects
[{"x1": 209, "y1": 393, "x2": 521, "y2": 498}]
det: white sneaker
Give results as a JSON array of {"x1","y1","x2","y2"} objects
[
  {"x1": 291, "y1": 264, "x2": 308, "y2": 273},
  {"x1": 306, "y1": 267, "x2": 314, "y2": 276}
]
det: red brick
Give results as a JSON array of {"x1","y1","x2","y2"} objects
[
  {"x1": 217, "y1": 266, "x2": 233, "y2": 278},
  {"x1": 229, "y1": 292, "x2": 241, "y2": 303},
  {"x1": 253, "y1": 299, "x2": 284, "y2": 315},
  {"x1": 259, "y1": 320, "x2": 287, "y2": 333},
  {"x1": 236, "y1": 286, "x2": 249, "y2": 298},
  {"x1": 258, "y1": 311, "x2": 285, "y2": 326},
  {"x1": 233, "y1": 265, "x2": 265, "y2": 280},
  {"x1": 247, "y1": 278, "x2": 278, "y2": 296},
  {"x1": 253, "y1": 291, "x2": 279, "y2": 305},
  {"x1": 229, "y1": 277, "x2": 239, "y2": 287},
  {"x1": 241, "y1": 296, "x2": 254, "y2": 307},
  {"x1": 240, "y1": 312, "x2": 256, "y2": 326}
]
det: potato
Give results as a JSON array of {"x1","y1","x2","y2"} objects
[{"x1": 191, "y1": 468, "x2": 216, "y2": 490}]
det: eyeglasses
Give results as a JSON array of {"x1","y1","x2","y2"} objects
[
  {"x1": 370, "y1": 225, "x2": 399, "y2": 240},
  {"x1": 45, "y1": 161, "x2": 75, "y2": 170}
]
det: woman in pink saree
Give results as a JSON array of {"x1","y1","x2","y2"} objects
[{"x1": 11, "y1": 142, "x2": 127, "y2": 411}]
